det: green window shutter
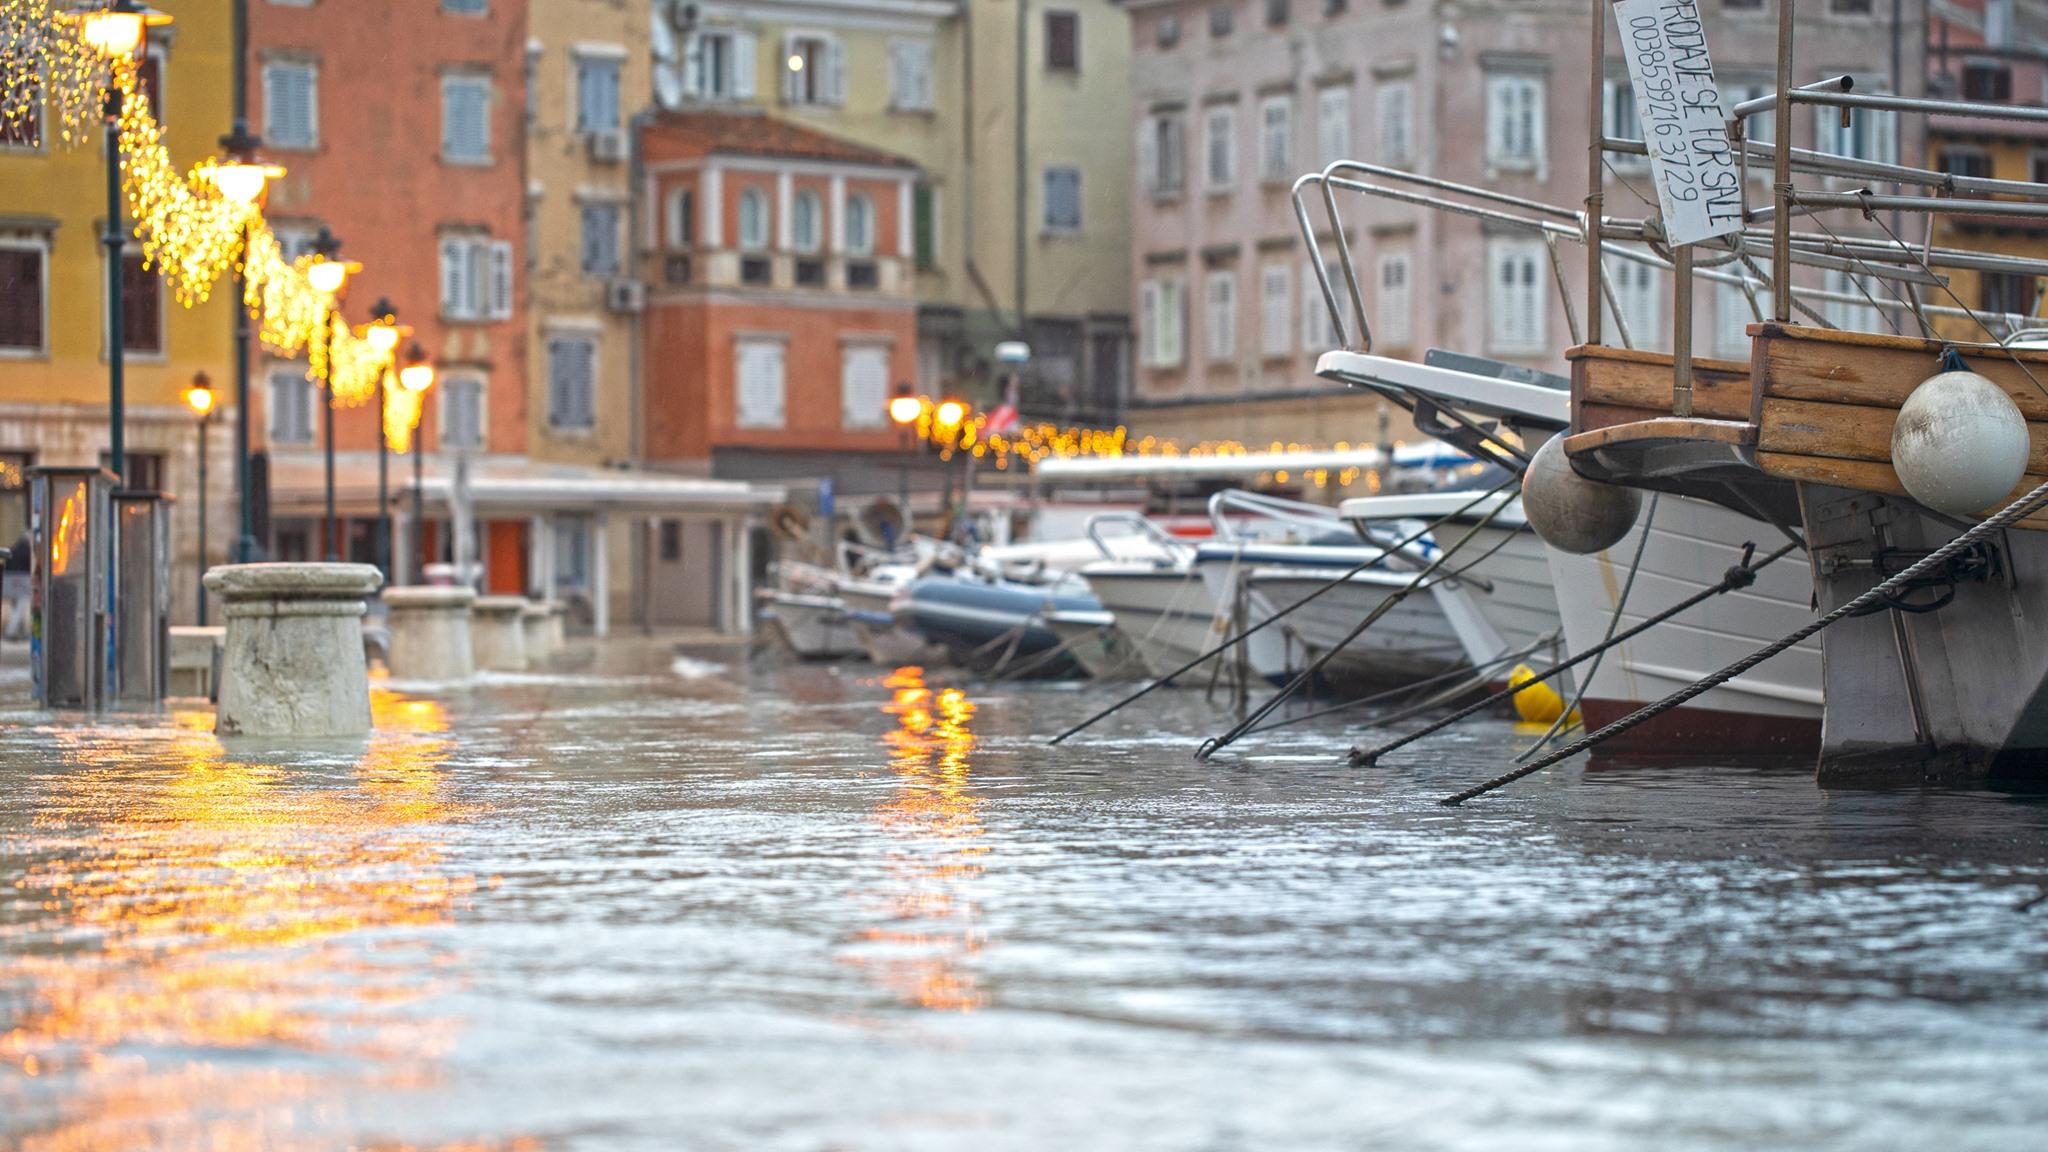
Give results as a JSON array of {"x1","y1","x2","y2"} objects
[{"x1": 913, "y1": 184, "x2": 936, "y2": 271}]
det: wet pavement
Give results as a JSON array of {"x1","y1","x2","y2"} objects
[{"x1": 2, "y1": 642, "x2": 2046, "y2": 1150}]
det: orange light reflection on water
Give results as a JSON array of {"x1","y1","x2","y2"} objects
[
  {"x1": 0, "y1": 688, "x2": 524, "y2": 1151},
  {"x1": 846, "y1": 665, "x2": 991, "y2": 1012}
]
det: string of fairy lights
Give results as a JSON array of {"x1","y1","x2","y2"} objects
[
  {"x1": 4, "y1": 0, "x2": 1405, "y2": 482},
  {"x1": 1, "y1": 0, "x2": 421, "y2": 441}
]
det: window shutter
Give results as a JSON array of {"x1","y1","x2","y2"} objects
[
  {"x1": 825, "y1": 39, "x2": 847, "y2": 106},
  {"x1": 1162, "y1": 279, "x2": 1185, "y2": 366},
  {"x1": 780, "y1": 36, "x2": 800, "y2": 103},
  {"x1": 842, "y1": 345, "x2": 888, "y2": 428},
  {"x1": 489, "y1": 241, "x2": 514, "y2": 319},
  {"x1": 1261, "y1": 266, "x2": 1290, "y2": 357},
  {"x1": 1139, "y1": 280, "x2": 1159, "y2": 366},
  {"x1": 1137, "y1": 120, "x2": 1158, "y2": 195},
  {"x1": 440, "y1": 237, "x2": 469, "y2": 319},
  {"x1": 681, "y1": 32, "x2": 704, "y2": 97},
  {"x1": 732, "y1": 32, "x2": 757, "y2": 99}
]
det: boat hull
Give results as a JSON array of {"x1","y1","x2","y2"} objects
[
  {"x1": 1547, "y1": 494, "x2": 1823, "y2": 754},
  {"x1": 1043, "y1": 610, "x2": 1144, "y2": 679},
  {"x1": 838, "y1": 578, "x2": 947, "y2": 667},
  {"x1": 896, "y1": 578, "x2": 1097, "y2": 678},
  {"x1": 759, "y1": 592, "x2": 861, "y2": 661},
  {"x1": 1081, "y1": 564, "x2": 1230, "y2": 681}
]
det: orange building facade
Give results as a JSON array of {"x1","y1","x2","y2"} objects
[
  {"x1": 639, "y1": 112, "x2": 920, "y2": 479},
  {"x1": 246, "y1": 0, "x2": 530, "y2": 588}
]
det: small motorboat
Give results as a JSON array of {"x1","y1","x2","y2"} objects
[
  {"x1": 757, "y1": 561, "x2": 861, "y2": 660},
  {"x1": 894, "y1": 573, "x2": 1106, "y2": 678}
]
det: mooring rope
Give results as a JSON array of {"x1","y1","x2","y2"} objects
[
  {"x1": 1352, "y1": 537, "x2": 1801, "y2": 768},
  {"x1": 1439, "y1": 480, "x2": 2048, "y2": 805},
  {"x1": 1246, "y1": 633, "x2": 1559, "y2": 736},
  {"x1": 1048, "y1": 476, "x2": 1522, "y2": 746},
  {"x1": 1195, "y1": 495, "x2": 1516, "y2": 761}
]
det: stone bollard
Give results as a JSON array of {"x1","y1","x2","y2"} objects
[
  {"x1": 520, "y1": 601, "x2": 553, "y2": 662},
  {"x1": 471, "y1": 595, "x2": 529, "y2": 671},
  {"x1": 544, "y1": 600, "x2": 568, "y2": 651},
  {"x1": 383, "y1": 585, "x2": 477, "y2": 683},
  {"x1": 205, "y1": 563, "x2": 382, "y2": 737}
]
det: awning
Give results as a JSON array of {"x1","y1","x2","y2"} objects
[{"x1": 266, "y1": 452, "x2": 784, "y2": 518}]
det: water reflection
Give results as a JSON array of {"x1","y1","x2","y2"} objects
[
  {"x1": 0, "y1": 689, "x2": 515, "y2": 1151},
  {"x1": 845, "y1": 665, "x2": 990, "y2": 1012}
]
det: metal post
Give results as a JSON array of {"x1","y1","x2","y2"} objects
[
  {"x1": 322, "y1": 309, "x2": 337, "y2": 561},
  {"x1": 196, "y1": 413, "x2": 208, "y2": 624},
  {"x1": 1672, "y1": 247, "x2": 1695, "y2": 415},
  {"x1": 104, "y1": 87, "x2": 125, "y2": 486},
  {"x1": 376, "y1": 369, "x2": 389, "y2": 580},
  {"x1": 231, "y1": 0, "x2": 256, "y2": 563},
  {"x1": 1586, "y1": 0, "x2": 1608, "y2": 346},
  {"x1": 412, "y1": 443, "x2": 425, "y2": 584},
  {"x1": 1771, "y1": 0, "x2": 1797, "y2": 321}
]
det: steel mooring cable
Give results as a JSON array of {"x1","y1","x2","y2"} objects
[
  {"x1": 1439, "y1": 479, "x2": 2048, "y2": 805},
  {"x1": 1351, "y1": 537, "x2": 1801, "y2": 768}
]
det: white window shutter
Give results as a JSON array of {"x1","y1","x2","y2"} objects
[
  {"x1": 1137, "y1": 120, "x2": 1158, "y2": 195},
  {"x1": 825, "y1": 39, "x2": 847, "y2": 106},
  {"x1": 1140, "y1": 281, "x2": 1159, "y2": 366},
  {"x1": 1162, "y1": 279, "x2": 1185, "y2": 366},
  {"x1": 682, "y1": 32, "x2": 704, "y2": 98},
  {"x1": 1485, "y1": 79, "x2": 1507, "y2": 163},
  {"x1": 733, "y1": 32, "x2": 757, "y2": 99},
  {"x1": 489, "y1": 241, "x2": 514, "y2": 320},
  {"x1": 440, "y1": 237, "x2": 469, "y2": 319},
  {"x1": 1261, "y1": 265, "x2": 1290, "y2": 357},
  {"x1": 780, "y1": 36, "x2": 799, "y2": 103}
]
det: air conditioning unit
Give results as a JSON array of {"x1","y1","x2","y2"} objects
[
  {"x1": 606, "y1": 278, "x2": 647, "y2": 313},
  {"x1": 587, "y1": 130, "x2": 627, "y2": 165}
]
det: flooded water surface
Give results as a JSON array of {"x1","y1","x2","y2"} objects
[{"x1": 2, "y1": 645, "x2": 2046, "y2": 1150}]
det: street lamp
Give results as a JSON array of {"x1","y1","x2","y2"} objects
[
  {"x1": 61, "y1": 1, "x2": 173, "y2": 487},
  {"x1": 396, "y1": 342, "x2": 435, "y2": 585},
  {"x1": 887, "y1": 384, "x2": 922, "y2": 537},
  {"x1": 306, "y1": 226, "x2": 354, "y2": 561},
  {"x1": 932, "y1": 399, "x2": 969, "y2": 538},
  {"x1": 360, "y1": 298, "x2": 405, "y2": 582},
  {"x1": 183, "y1": 372, "x2": 215, "y2": 624}
]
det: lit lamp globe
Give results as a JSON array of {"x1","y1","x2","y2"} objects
[
  {"x1": 62, "y1": 1, "x2": 172, "y2": 60},
  {"x1": 935, "y1": 399, "x2": 968, "y2": 429},
  {"x1": 888, "y1": 395, "x2": 923, "y2": 426},
  {"x1": 306, "y1": 257, "x2": 352, "y2": 296},
  {"x1": 204, "y1": 159, "x2": 285, "y2": 206},
  {"x1": 365, "y1": 319, "x2": 402, "y2": 356},
  {"x1": 183, "y1": 373, "x2": 215, "y2": 419},
  {"x1": 398, "y1": 344, "x2": 435, "y2": 393}
]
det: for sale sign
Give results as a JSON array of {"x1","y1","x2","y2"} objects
[{"x1": 1613, "y1": 0, "x2": 1744, "y2": 248}]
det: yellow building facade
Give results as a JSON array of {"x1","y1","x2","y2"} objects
[{"x1": 0, "y1": 4, "x2": 236, "y2": 625}]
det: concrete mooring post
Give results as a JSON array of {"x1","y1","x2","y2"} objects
[
  {"x1": 521, "y1": 600, "x2": 553, "y2": 663},
  {"x1": 205, "y1": 562, "x2": 382, "y2": 737},
  {"x1": 383, "y1": 585, "x2": 476, "y2": 683},
  {"x1": 471, "y1": 595, "x2": 528, "y2": 671}
]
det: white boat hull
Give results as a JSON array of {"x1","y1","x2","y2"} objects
[
  {"x1": 1043, "y1": 610, "x2": 1144, "y2": 679},
  {"x1": 759, "y1": 592, "x2": 862, "y2": 661},
  {"x1": 1081, "y1": 564, "x2": 1231, "y2": 681},
  {"x1": 1548, "y1": 494, "x2": 1822, "y2": 752}
]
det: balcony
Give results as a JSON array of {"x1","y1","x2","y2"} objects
[{"x1": 653, "y1": 246, "x2": 912, "y2": 297}]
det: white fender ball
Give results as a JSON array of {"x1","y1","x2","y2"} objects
[
  {"x1": 1520, "y1": 436, "x2": 1642, "y2": 555},
  {"x1": 1892, "y1": 370, "x2": 2030, "y2": 517}
]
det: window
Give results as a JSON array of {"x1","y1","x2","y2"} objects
[
  {"x1": 1138, "y1": 113, "x2": 1186, "y2": 196},
  {"x1": 440, "y1": 373, "x2": 485, "y2": 449},
  {"x1": 1486, "y1": 238, "x2": 1546, "y2": 355},
  {"x1": 1, "y1": 89, "x2": 40, "y2": 148},
  {"x1": 272, "y1": 224, "x2": 319, "y2": 262},
  {"x1": 1486, "y1": 73, "x2": 1545, "y2": 172},
  {"x1": 1205, "y1": 104, "x2": 1236, "y2": 191},
  {"x1": 525, "y1": 44, "x2": 539, "y2": 125},
  {"x1": 1045, "y1": 11, "x2": 1080, "y2": 72},
  {"x1": 439, "y1": 235, "x2": 514, "y2": 321},
  {"x1": 441, "y1": 73, "x2": 492, "y2": 163},
  {"x1": 1267, "y1": 0, "x2": 1292, "y2": 26},
  {"x1": 1823, "y1": 269, "x2": 1880, "y2": 334},
  {"x1": 1302, "y1": 261, "x2": 1340, "y2": 352},
  {"x1": 1721, "y1": 78, "x2": 1773, "y2": 151},
  {"x1": 1963, "y1": 63, "x2": 2013, "y2": 103},
  {"x1": 1260, "y1": 264, "x2": 1291, "y2": 357},
  {"x1": 666, "y1": 187, "x2": 695, "y2": 249},
  {"x1": 783, "y1": 34, "x2": 844, "y2": 107},
  {"x1": 1043, "y1": 167, "x2": 1082, "y2": 233},
  {"x1": 890, "y1": 38, "x2": 934, "y2": 111},
  {"x1": 580, "y1": 203, "x2": 621, "y2": 276},
  {"x1": 1605, "y1": 259, "x2": 1661, "y2": 349},
  {"x1": 443, "y1": 0, "x2": 488, "y2": 13},
  {"x1": 1316, "y1": 86, "x2": 1351, "y2": 168},
  {"x1": 1325, "y1": 0, "x2": 1349, "y2": 13},
  {"x1": 112, "y1": 251, "x2": 163, "y2": 355},
  {"x1": 1940, "y1": 147, "x2": 1992, "y2": 182},
  {"x1": 2033, "y1": 150, "x2": 2048, "y2": 186},
  {"x1": 1829, "y1": 0, "x2": 1873, "y2": 13},
  {"x1": 842, "y1": 344, "x2": 890, "y2": 429},
  {"x1": 686, "y1": 29, "x2": 757, "y2": 101},
  {"x1": 575, "y1": 55, "x2": 622, "y2": 134},
  {"x1": 738, "y1": 188, "x2": 769, "y2": 250},
  {"x1": 1603, "y1": 77, "x2": 1647, "y2": 170},
  {"x1": 737, "y1": 338, "x2": 787, "y2": 428},
  {"x1": 913, "y1": 183, "x2": 938, "y2": 269},
  {"x1": 1156, "y1": 14, "x2": 1181, "y2": 48},
  {"x1": 1140, "y1": 276, "x2": 1185, "y2": 368},
  {"x1": 659, "y1": 520, "x2": 682, "y2": 562},
  {"x1": 1209, "y1": 5, "x2": 1234, "y2": 37},
  {"x1": 1815, "y1": 79, "x2": 1896, "y2": 165},
  {"x1": 790, "y1": 190, "x2": 822, "y2": 252},
  {"x1": 1724, "y1": 0, "x2": 1763, "y2": 8},
  {"x1": 845, "y1": 194, "x2": 874, "y2": 256},
  {"x1": 262, "y1": 59, "x2": 318, "y2": 150},
  {"x1": 1377, "y1": 251, "x2": 1412, "y2": 348},
  {"x1": 547, "y1": 336, "x2": 597, "y2": 429},
  {"x1": 1714, "y1": 275, "x2": 1764, "y2": 358},
  {"x1": 554, "y1": 517, "x2": 592, "y2": 589},
  {"x1": 1376, "y1": 80, "x2": 1413, "y2": 167},
  {"x1": 1260, "y1": 95, "x2": 1293, "y2": 182},
  {"x1": 1205, "y1": 271, "x2": 1237, "y2": 362},
  {"x1": 268, "y1": 370, "x2": 314, "y2": 445},
  {"x1": 0, "y1": 239, "x2": 47, "y2": 354},
  {"x1": 1983, "y1": 272, "x2": 2037, "y2": 322}
]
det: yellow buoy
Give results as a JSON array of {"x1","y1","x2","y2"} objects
[{"x1": 1507, "y1": 664, "x2": 1578, "y2": 726}]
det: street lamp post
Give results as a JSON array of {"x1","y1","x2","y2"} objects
[
  {"x1": 183, "y1": 373, "x2": 215, "y2": 623},
  {"x1": 65, "y1": 1, "x2": 173, "y2": 487},
  {"x1": 396, "y1": 343, "x2": 436, "y2": 585},
  {"x1": 934, "y1": 398, "x2": 968, "y2": 541},
  {"x1": 887, "y1": 383, "x2": 921, "y2": 540},
  {"x1": 361, "y1": 299, "x2": 403, "y2": 583},
  {"x1": 305, "y1": 227, "x2": 354, "y2": 562}
]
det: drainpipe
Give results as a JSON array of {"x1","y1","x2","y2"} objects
[
  {"x1": 628, "y1": 103, "x2": 652, "y2": 631},
  {"x1": 959, "y1": 4, "x2": 1010, "y2": 347},
  {"x1": 1014, "y1": 0, "x2": 1030, "y2": 339}
]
